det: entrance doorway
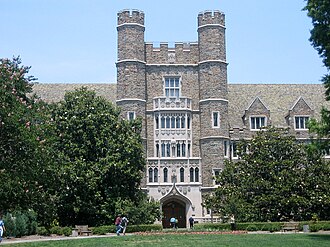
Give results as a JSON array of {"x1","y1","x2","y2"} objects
[{"x1": 162, "y1": 200, "x2": 186, "y2": 228}]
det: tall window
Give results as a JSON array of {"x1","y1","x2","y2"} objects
[
  {"x1": 155, "y1": 115, "x2": 159, "y2": 129},
  {"x1": 250, "y1": 116, "x2": 266, "y2": 130},
  {"x1": 180, "y1": 167, "x2": 184, "y2": 182},
  {"x1": 148, "y1": 168, "x2": 153, "y2": 183},
  {"x1": 295, "y1": 116, "x2": 309, "y2": 130},
  {"x1": 156, "y1": 143, "x2": 160, "y2": 157},
  {"x1": 182, "y1": 142, "x2": 186, "y2": 157},
  {"x1": 195, "y1": 168, "x2": 199, "y2": 182},
  {"x1": 231, "y1": 142, "x2": 238, "y2": 159},
  {"x1": 190, "y1": 168, "x2": 194, "y2": 182},
  {"x1": 128, "y1": 111, "x2": 136, "y2": 120},
  {"x1": 164, "y1": 77, "x2": 180, "y2": 98},
  {"x1": 164, "y1": 168, "x2": 168, "y2": 182},
  {"x1": 161, "y1": 143, "x2": 166, "y2": 157},
  {"x1": 154, "y1": 168, "x2": 158, "y2": 182},
  {"x1": 212, "y1": 111, "x2": 220, "y2": 128},
  {"x1": 224, "y1": 140, "x2": 229, "y2": 158},
  {"x1": 166, "y1": 143, "x2": 171, "y2": 157}
]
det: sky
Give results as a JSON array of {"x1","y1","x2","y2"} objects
[{"x1": 0, "y1": 0, "x2": 327, "y2": 84}]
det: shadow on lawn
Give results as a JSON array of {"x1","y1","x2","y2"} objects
[{"x1": 307, "y1": 234, "x2": 330, "y2": 241}]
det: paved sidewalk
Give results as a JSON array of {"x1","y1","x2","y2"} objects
[{"x1": 1, "y1": 234, "x2": 120, "y2": 245}]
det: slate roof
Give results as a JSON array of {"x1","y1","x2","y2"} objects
[{"x1": 32, "y1": 83, "x2": 330, "y2": 128}]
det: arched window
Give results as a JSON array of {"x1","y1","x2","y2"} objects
[
  {"x1": 166, "y1": 143, "x2": 171, "y2": 157},
  {"x1": 149, "y1": 168, "x2": 153, "y2": 183},
  {"x1": 161, "y1": 143, "x2": 166, "y2": 157},
  {"x1": 161, "y1": 116, "x2": 165, "y2": 128},
  {"x1": 195, "y1": 168, "x2": 199, "y2": 182},
  {"x1": 166, "y1": 117, "x2": 170, "y2": 128},
  {"x1": 187, "y1": 143, "x2": 191, "y2": 158},
  {"x1": 182, "y1": 142, "x2": 186, "y2": 157},
  {"x1": 164, "y1": 168, "x2": 168, "y2": 183},
  {"x1": 171, "y1": 116, "x2": 175, "y2": 128},
  {"x1": 187, "y1": 115, "x2": 190, "y2": 129},
  {"x1": 156, "y1": 143, "x2": 159, "y2": 157},
  {"x1": 176, "y1": 143, "x2": 181, "y2": 157},
  {"x1": 180, "y1": 167, "x2": 184, "y2": 182},
  {"x1": 154, "y1": 168, "x2": 158, "y2": 182},
  {"x1": 181, "y1": 116, "x2": 185, "y2": 128},
  {"x1": 176, "y1": 117, "x2": 180, "y2": 128},
  {"x1": 190, "y1": 167, "x2": 194, "y2": 182},
  {"x1": 155, "y1": 116, "x2": 159, "y2": 129}
]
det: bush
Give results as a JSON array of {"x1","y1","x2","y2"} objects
[
  {"x1": 49, "y1": 226, "x2": 62, "y2": 235},
  {"x1": 61, "y1": 227, "x2": 72, "y2": 236},
  {"x1": 92, "y1": 225, "x2": 115, "y2": 235},
  {"x1": 3, "y1": 213, "x2": 16, "y2": 238},
  {"x1": 15, "y1": 212, "x2": 29, "y2": 237},
  {"x1": 37, "y1": 226, "x2": 50, "y2": 236}
]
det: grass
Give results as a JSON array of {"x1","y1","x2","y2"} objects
[{"x1": 5, "y1": 233, "x2": 330, "y2": 247}]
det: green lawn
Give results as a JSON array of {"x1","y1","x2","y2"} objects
[{"x1": 5, "y1": 233, "x2": 330, "y2": 247}]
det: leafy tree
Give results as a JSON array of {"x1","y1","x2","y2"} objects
[
  {"x1": 51, "y1": 87, "x2": 146, "y2": 226},
  {"x1": 304, "y1": 0, "x2": 330, "y2": 97},
  {"x1": 211, "y1": 127, "x2": 330, "y2": 222},
  {"x1": 304, "y1": 1, "x2": 330, "y2": 140},
  {"x1": 0, "y1": 57, "x2": 57, "y2": 225},
  {"x1": 114, "y1": 192, "x2": 160, "y2": 225}
]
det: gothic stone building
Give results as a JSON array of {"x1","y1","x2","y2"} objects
[{"x1": 33, "y1": 10, "x2": 330, "y2": 228}]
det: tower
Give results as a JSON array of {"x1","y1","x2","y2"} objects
[
  {"x1": 197, "y1": 11, "x2": 229, "y2": 187},
  {"x1": 116, "y1": 9, "x2": 147, "y2": 139}
]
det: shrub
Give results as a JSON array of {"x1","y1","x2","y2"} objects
[
  {"x1": 3, "y1": 213, "x2": 16, "y2": 238},
  {"x1": 37, "y1": 226, "x2": 50, "y2": 236},
  {"x1": 15, "y1": 212, "x2": 28, "y2": 237},
  {"x1": 61, "y1": 227, "x2": 72, "y2": 236},
  {"x1": 49, "y1": 226, "x2": 62, "y2": 235},
  {"x1": 92, "y1": 225, "x2": 115, "y2": 235}
]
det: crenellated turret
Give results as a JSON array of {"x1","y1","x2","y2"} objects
[{"x1": 198, "y1": 10, "x2": 229, "y2": 187}]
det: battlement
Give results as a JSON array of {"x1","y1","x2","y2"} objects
[
  {"x1": 118, "y1": 9, "x2": 144, "y2": 25},
  {"x1": 145, "y1": 42, "x2": 199, "y2": 64},
  {"x1": 198, "y1": 10, "x2": 225, "y2": 27}
]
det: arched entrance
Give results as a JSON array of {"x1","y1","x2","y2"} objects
[{"x1": 162, "y1": 200, "x2": 186, "y2": 228}]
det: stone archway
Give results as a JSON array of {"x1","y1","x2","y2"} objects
[{"x1": 162, "y1": 199, "x2": 186, "y2": 228}]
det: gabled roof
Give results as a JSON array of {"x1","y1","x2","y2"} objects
[{"x1": 289, "y1": 96, "x2": 313, "y2": 111}]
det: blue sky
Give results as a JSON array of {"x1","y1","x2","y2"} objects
[{"x1": 0, "y1": 0, "x2": 326, "y2": 84}]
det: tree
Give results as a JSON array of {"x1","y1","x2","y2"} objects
[
  {"x1": 304, "y1": 1, "x2": 330, "y2": 140},
  {"x1": 0, "y1": 57, "x2": 57, "y2": 224},
  {"x1": 211, "y1": 127, "x2": 330, "y2": 222},
  {"x1": 51, "y1": 87, "x2": 146, "y2": 226},
  {"x1": 304, "y1": 0, "x2": 330, "y2": 97}
]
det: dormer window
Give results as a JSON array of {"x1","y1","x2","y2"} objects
[
  {"x1": 164, "y1": 77, "x2": 180, "y2": 98},
  {"x1": 294, "y1": 116, "x2": 309, "y2": 130},
  {"x1": 250, "y1": 116, "x2": 266, "y2": 130}
]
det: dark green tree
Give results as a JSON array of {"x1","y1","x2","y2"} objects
[
  {"x1": 211, "y1": 127, "x2": 330, "y2": 222},
  {"x1": 51, "y1": 87, "x2": 146, "y2": 226},
  {"x1": 304, "y1": 0, "x2": 330, "y2": 97},
  {"x1": 304, "y1": 1, "x2": 330, "y2": 140},
  {"x1": 0, "y1": 57, "x2": 57, "y2": 224}
]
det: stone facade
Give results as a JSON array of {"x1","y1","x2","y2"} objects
[{"x1": 31, "y1": 9, "x2": 330, "y2": 228}]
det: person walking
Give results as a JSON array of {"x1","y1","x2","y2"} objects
[
  {"x1": 189, "y1": 216, "x2": 194, "y2": 229},
  {"x1": 230, "y1": 214, "x2": 236, "y2": 231},
  {"x1": 0, "y1": 216, "x2": 5, "y2": 243},
  {"x1": 170, "y1": 217, "x2": 176, "y2": 229},
  {"x1": 115, "y1": 215, "x2": 122, "y2": 236},
  {"x1": 121, "y1": 216, "x2": 129, "y2": 235}
]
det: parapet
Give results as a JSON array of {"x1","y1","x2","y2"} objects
[
  {"x1": 145, "y1": 42, "x2": 199, "y2": 64},
  {"x1": 118, "y1": 9, "x2": 144, "y2": 25},
  {"x1": 198, "y1": 10, "x2": 225, "y2": 27}
]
